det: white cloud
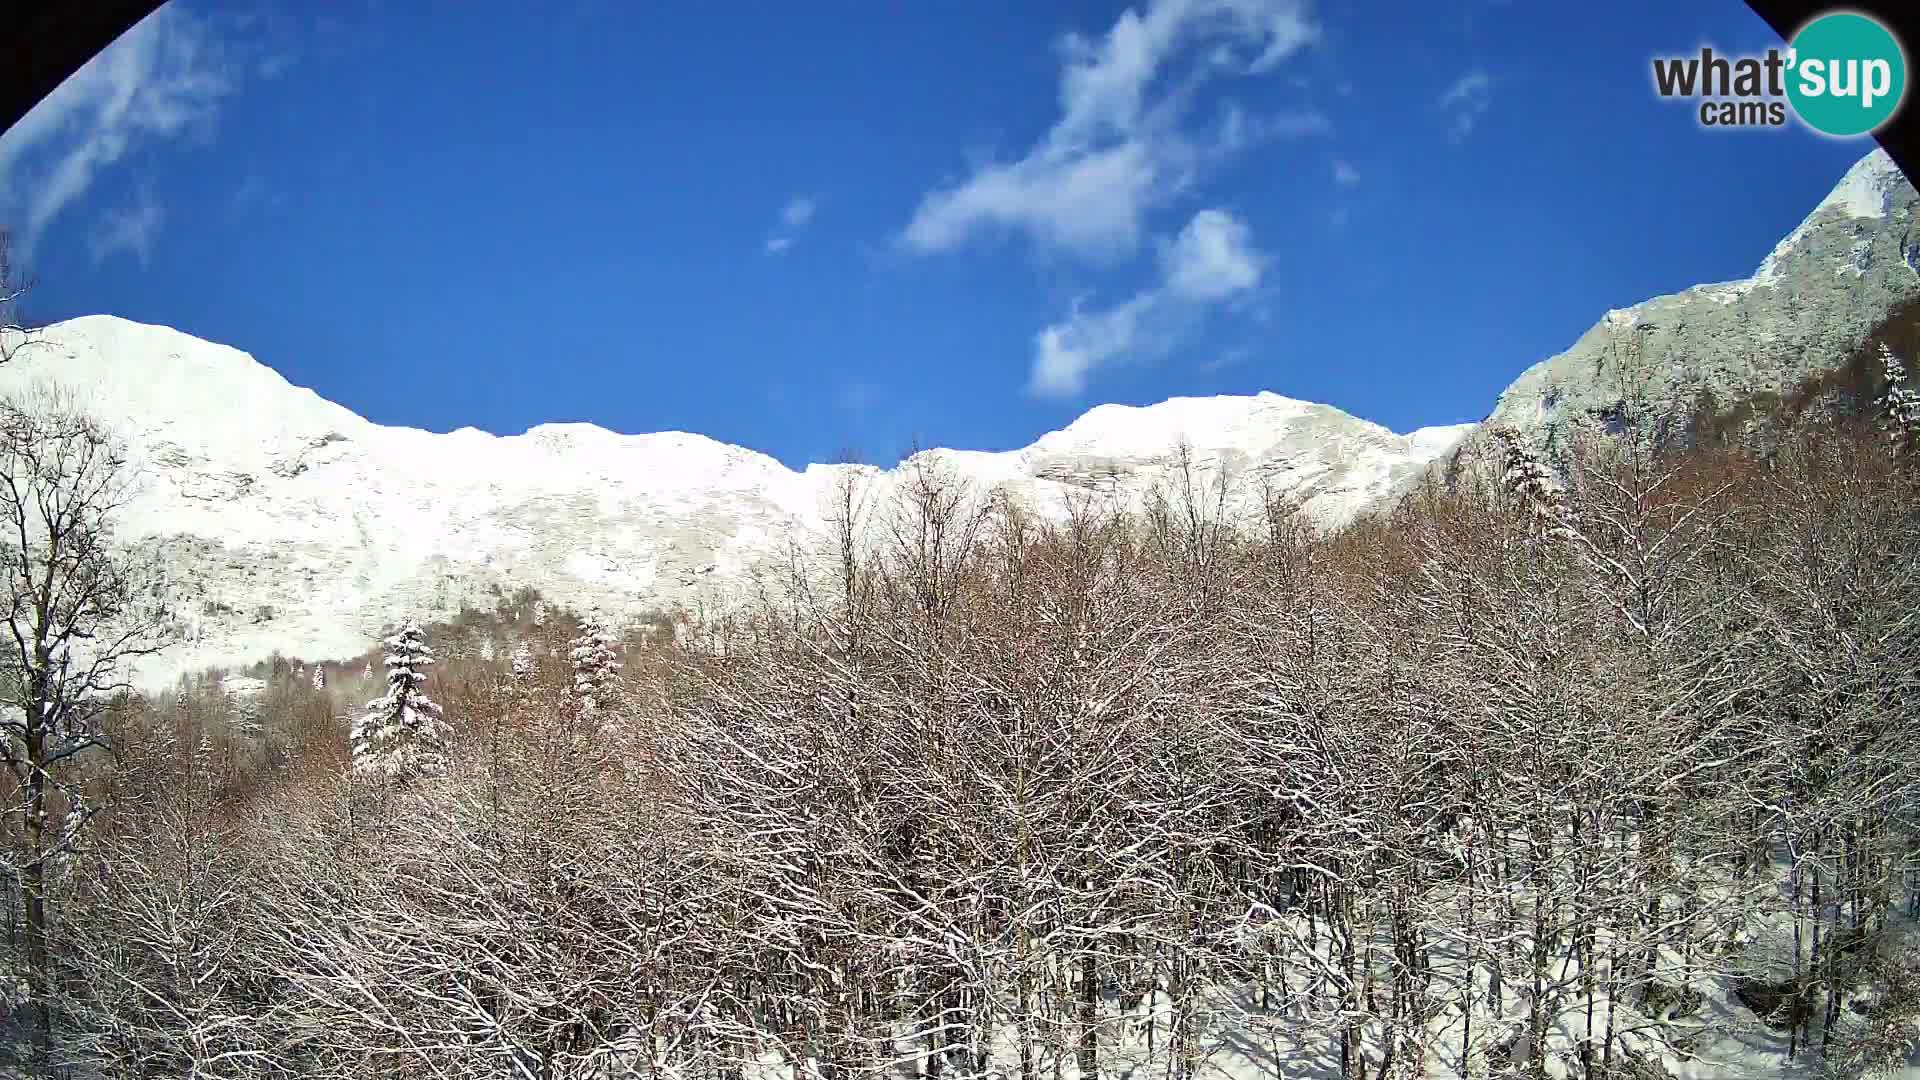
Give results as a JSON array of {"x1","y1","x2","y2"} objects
[
  {"x1": 906, "y1": 141, "x2": 1160, "y2": 259},
  {"x1": 0, "y1": 6, "x2": 235, "y2": 253},
  {"x1": 1436, "y1": 69, "x2": 1492, "y2": 140},
  {"x1": 765, "y1": 194, "x2": 819, "y2": 254},
  {"x1": 1161, "y1": 208, "x2": 1264, "y2": 300},
  {"x1": 1030, "y1": 207, "x2": 1265, "y2": 396},
  {"x1": 903, "y1": 0, "x2": 1317, "y2": 261},
  {"x1": 1332, "y1": 158, "x2": 1359, "y2": 187},
  {"x1": 88, "y1": 195, "x2": 164, "y2": 266},
  {"x1": 1032, "y1": 293, "x2": 1158, "y2": 397}
]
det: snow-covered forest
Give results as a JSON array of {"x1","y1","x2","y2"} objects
[{"x1": 5, "y1": 342, "x2": 1920, "y2": 1078}]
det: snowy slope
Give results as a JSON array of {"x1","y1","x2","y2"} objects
[
  {"x1": 1481, "y1": 148, "x2": 1920, "y2": 455},
  {"x1": 10, "y1": 150, "x2": 1900, "y2": 688},
  {"x1": 0, "y1": 318, "x2": 1467, "y2": 687}
]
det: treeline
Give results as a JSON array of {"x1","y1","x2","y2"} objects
[{"x1": 8, "y1": 381, "x2": 1920, "y2": 1079}]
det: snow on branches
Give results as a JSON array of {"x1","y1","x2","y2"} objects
[
  {"x1": 350, "y1": 621, "x2": 448, "y2": 784},
  {"x1": 568, "y1": 620, "x2": 622, "y2": 722},
  {"x1": 1489, "y1": 426, "x2": 1579, "y2": 541},
  {"x1": 1877, "y1": 343, "x2": 1920, "y2": 455}
]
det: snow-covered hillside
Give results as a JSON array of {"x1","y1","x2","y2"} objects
[
  {"x1": 3, "y1": 148, "x2": 1909, "y2": 688},
  {"x1": 0, "y1": 316, "x2": 1468, "y2": 686},
  {"x1": 1482, "y1": 148, "x2": 1920, "y2": 455}
]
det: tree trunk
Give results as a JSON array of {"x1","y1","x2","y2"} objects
[
  {"x1": 22, "y1": 721, "x2": 50, "y2": 1064},
  {"x1": 1077, "y1": 953, "x2": 1098, "y2": 1079}
]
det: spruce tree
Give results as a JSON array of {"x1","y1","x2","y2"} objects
[
  {"x1": 350, "y1": 622, "x2": 448, "y2": 783},
  {"x1": 1492, "y1": 427, "x2": 1577, "y2": 540},
  {"x1": 568, "y1": 620, "x2": 622, "y2": 724},
  {"x1": 1876, "y1": 343, "x2": 1920, "y2": 455}
]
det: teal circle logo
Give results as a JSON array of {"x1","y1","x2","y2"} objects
[{"x1": 1786, "y1": 12, "x2": 1906, "y2": 137}]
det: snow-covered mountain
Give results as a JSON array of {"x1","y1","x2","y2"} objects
[
  {"x1": 0, "y1": 315, "x2": 1469, "y2": 687},
  {"x1": 1483, "y1": 148, "x2": 1919, "y2": 455},
  {"x1": 0, "y1": 148, "x2": 1910, "y2": 688}
]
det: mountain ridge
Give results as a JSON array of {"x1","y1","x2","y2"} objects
[
  {"x1": 0, "y1": 315, "x2": 1470, "y2": 688},
  {"x1": 1480, "y1": 148, "x2": 1919, "y2": 457},
  {"x1": 18, "y1": 313, "x2": 1475, "y2": 467},
  {"x1": 1, "y1": 148, "x2": 1913, "y2": 688}
]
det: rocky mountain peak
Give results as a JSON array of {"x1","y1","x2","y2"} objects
[{"x1": 1480, "y1": 148, "x2": 1918, "y2": 461}]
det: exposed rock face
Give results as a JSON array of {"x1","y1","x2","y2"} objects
[
  {"x1": 0, "y1": 318, "x2": 1466, "y2": 687},
  {"x1": 1482, "y1": 149, "x2": 1919, "y2": 458}
]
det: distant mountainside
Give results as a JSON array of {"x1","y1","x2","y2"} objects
[
  {"x1": 0, "y1": 148, "x2": 1910, "y2": 687},
  {"x1": 1480, "y1": 148, "x2": 1918, "y2": 457},
  {"x1": 0, "y1": 317, "x2": 1467, "y2": 687}
]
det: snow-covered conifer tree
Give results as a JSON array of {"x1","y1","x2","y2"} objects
[
  {"x1": 1876, "y1": 343, "x2": 1920, "y2": 453},
  {"x1": 350, "y1": 622, "x2": 448, "y2": 783},
  {"x1": 232, "y1": 693, "x2": 262, "y2": 740},
  {"x1": 568, "y1": 621, "x2": 622, "y2": 722},
  {"x1": 312, "y1": 665, "x2": 326, "y2": 692},
  {"x1": 1492, "y1": 427, "x2": 1577, "y2": 540},
  {"x1": 510, "y1": 642, "x2": 534, "y2": 681}
]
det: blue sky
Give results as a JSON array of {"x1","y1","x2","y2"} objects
[{"x1": 0, "y1": 0, "x2": 1882, "y2": 469}]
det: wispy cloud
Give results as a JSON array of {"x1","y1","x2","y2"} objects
[
  {"x1": 1211, "y1": 102, "x2": 1328, "y2": 157},
  {"x1": 257, "y1": 51, "x2": 298, "y2": 80},
  {"x1": 1199, "y1": 344, "x2": 1255, "y2": 373},
  {"x1": 87, "y1": 192, "x2": 164, "y2": 266},
  {"x1": 0, "y1": 6, "x2": 239, "y2": 255},
  {"x1": 1034, "y1": 294, "x2": 1157, "y2": 398},
  {"x1": 1326, "y1": 158, "x2": 1358, "y2": 228},
  {"x1": 901, "y1": 0, "x2": 1319, "y2": 262},
  {"x1": 1436, "y1": 69, "x2": 1493, "y2": 141},
  {"x1": 765, "y1": 195, "x2": 819, "y2": 254},
  {"x1": 782, "y1": 196, "x2": 817, "y2": 228},
  {"x1": 217, "y1": 5, "x2": 307, "y2": 77},
  {"x1": 1031, "y1": 208, "x2": 1266, "y2": 395},
  {"x1": 229, "y1": 171, "x2": 287, "y2": 217}
]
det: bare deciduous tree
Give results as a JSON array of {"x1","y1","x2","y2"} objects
[
  {"x1": 0, "y1": 230, "x2": 34, "y2": 367},
  {"x1": 0, "y1": 388, "x2": 169, "y2": 1060}
]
